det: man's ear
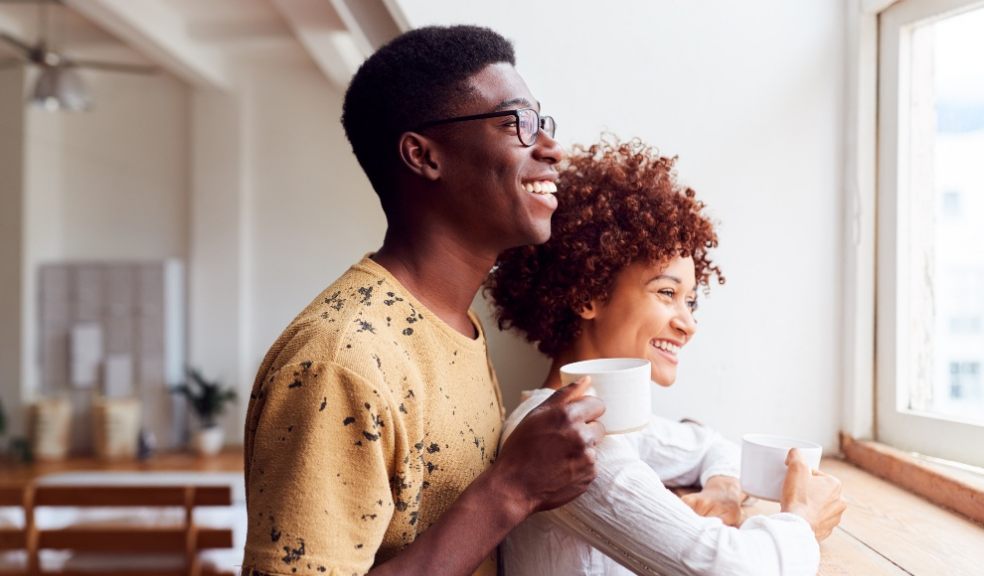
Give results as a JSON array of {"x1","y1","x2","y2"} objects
[
  {"x1": 398, "y1": 132, "x2": 441, "y2": 181},
  {"x1": 578, "y1": 300, "x2": 599, "y2": 320}
]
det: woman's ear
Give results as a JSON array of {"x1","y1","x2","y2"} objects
[
  {"x1": 398, "y1": 132, "x2": 441, "y2": 181},
  {"x1": 577, "y1": 300, "x2": 599, "y2": 320}
]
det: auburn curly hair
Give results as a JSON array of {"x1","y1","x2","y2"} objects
[{"x1": 485, "y1": 138, "x2": 724, "y2": 357}]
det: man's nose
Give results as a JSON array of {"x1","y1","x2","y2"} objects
[{"x1": 533, "y1": 130, "x2": 565, "y2": 165}]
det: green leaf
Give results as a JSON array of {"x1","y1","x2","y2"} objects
[{"x1": 173, "y1": 367, "x2": 237, "y2": 426}]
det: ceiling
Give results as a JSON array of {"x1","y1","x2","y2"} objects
[
  {"x1": 0, "y1": 1, "x2": 135, "y2": 55},
  {"x1": 0, "y1": 0, "x2": 407, "y2": 89}
]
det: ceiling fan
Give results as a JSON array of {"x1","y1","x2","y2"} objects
[{"x1": 0, "y1": 0, "x2": 157, "y2": 111}]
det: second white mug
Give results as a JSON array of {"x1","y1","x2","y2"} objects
[{"x1": 740, "y1": 433, "x2": 823, "y2": 501}]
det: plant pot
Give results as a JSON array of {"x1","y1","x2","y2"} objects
[
  {"x1": 92, "y1": 397, "x2": 142, "y2": 460},
  {"x1": 193, "y1": 426, "x2": 224, "y2": 456}
]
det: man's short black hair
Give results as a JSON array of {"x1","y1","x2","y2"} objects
[{"x1": 341, "y1": 25, "x2": 516, "y2": 206}]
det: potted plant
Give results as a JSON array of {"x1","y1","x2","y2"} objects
[{"x1": 172, "y1": 368, "x2": 237, "y2": 456}]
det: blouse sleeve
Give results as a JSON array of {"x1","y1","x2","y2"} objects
[
  {"x1": 545, "y1": 436, "x2": 820, "y2": 576},
  {"x1": 629, "y1": 417, "x2": 740, "y2": 488}
]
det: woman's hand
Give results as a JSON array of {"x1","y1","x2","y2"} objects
[
  {"x1": 780, "y1": 448, "x2": 847, "y2": 541},
  {"x1": 681, "y1": 476, "x2": 744, "y2": 527}
]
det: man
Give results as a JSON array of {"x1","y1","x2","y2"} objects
[{"x1": 242, "y1": 25, "x2": 605, "y2": 576}]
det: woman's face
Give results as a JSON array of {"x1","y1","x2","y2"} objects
[{"x1": 576, "y1": 256, "x2": 698, "y2": 386}]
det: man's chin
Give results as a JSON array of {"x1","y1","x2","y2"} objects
[
  {"x1": 530, "y1": 228, "x2": 552, "y2": 245},
  {"x1": 527, "y1": 218, "x2": 553, "y2": 245}
]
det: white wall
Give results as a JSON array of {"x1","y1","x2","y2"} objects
[
  {"x1": 9, "y1": 65, "x2": 190, "y2": 437},
  {"x1": 24, "y1": 69, "x2": 189, "y2": 261},
  {"x1": 400, "y1": 0, "x2": 847, "y2": 450},
  {"x1": 189, "y1": 88, "x2": 247, "y2": 443},
  {"x1": 242, "y1": 60, "x2": 385, "y2": 374},
  {"x1": 187, "y1": 56, "x2": 385, "y2": 443},
  {"x1": 0, "y1": 68, "x2": 25, "y2": 439}
]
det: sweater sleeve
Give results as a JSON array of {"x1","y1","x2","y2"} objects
[{"x1": 243, "y1": 360, "x2": 397, "y2": 575}]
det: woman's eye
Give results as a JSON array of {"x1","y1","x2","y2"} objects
[
  {"x1": 687, "y1": 299, "x2": 698, "y2": 312},
  {"x1": 658, "y1": 289, "x2": 675, "y2": 298}
]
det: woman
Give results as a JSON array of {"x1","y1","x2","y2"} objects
[{"x1": 486, "y1": 139, "x2": 845, "y2": 576}]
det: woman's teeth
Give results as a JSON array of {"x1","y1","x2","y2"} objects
[
  {"x1": 652, "y1": 340, "x2": 680, "y2": 355},
  {"x1": 524, "y1": 181, "x2": 557, "y2": 195}
]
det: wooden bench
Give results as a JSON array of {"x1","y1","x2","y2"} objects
[
  {"x1": 0, "y1": 484, "x2": 30, "y2": 576},
  {"x1": 0, "y1": 483, "x2": 235, "y2": 576}
]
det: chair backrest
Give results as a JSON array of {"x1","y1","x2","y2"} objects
[{"x1": 25, "y1": 484, "x2": 234, "y2": 576}]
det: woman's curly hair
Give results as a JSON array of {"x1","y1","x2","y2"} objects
[{"x1": 485, "y1": 138, "x2": 724, "y2": 357}]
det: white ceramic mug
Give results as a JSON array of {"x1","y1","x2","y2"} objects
[
  {"x1": 740, "y1": 433, "x2": 823, "y2": 501},
  {"x1": 559, "y1": 358, "x2": 652, "y2": 434}
]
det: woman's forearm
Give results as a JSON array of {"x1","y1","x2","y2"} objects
[{"x1": 546, "y1": 457, "x2": 819, "y2": 576}]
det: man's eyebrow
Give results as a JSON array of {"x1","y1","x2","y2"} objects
[{"x1": 493, "y1": 97, "x2": 537, "y2": 111}]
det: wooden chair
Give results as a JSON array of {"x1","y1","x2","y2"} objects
[
  {"x1": 23, "y1": 484, "x2": 235, "y2": 576},
  {"x1": 0, "y1": 484, "x2": 31, "y2": 576}
]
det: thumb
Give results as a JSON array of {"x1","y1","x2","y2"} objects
[
  {"x1": 551, "y1": 376, "x2": 592, "y2": 404},
  {"x1": 786, "y1": 447, "x2": 804, "y2": 466}
]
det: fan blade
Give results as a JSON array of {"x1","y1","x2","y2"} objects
[
  {"x1": 65, "y1": 59, "x2": 158, "y2": 75},
  {"x1": 0, "y1": 31, "x2": 34, "y2": 57}
]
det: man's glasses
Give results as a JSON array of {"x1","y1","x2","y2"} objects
[{"x1": 415, "y1": 107, "x2": 556, "y2": 147}]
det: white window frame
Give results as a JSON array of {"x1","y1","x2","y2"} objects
[{"x1": 870, "y1": 0, "x2": 984, "y2": 466}]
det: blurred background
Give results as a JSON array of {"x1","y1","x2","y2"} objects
[{"x1": 1, "y1": 0, "x2": 981, "y2": 462}]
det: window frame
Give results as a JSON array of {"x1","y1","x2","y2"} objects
[{"x1": 873, "y1": 0, "x2": 984, "y2": 467}]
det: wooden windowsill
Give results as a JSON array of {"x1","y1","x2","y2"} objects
[
  {"x1": 839, "y1": 433, "x2": 984, "y2": 524},
  {"x1": 743, "y1": 458, "x2": 984, "y2": 574}
]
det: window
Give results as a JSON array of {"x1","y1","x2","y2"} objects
[{"x1": 877, "y1": 0, "x2": 984, "y2": 466}]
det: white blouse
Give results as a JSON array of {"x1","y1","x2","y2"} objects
[{"x1": 501, "y1": 388, "x2": 820, "y2": 576}]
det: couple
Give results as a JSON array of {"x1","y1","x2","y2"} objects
[{"x1": 242, "y1": 25, "x2": 845, "y2": 576}]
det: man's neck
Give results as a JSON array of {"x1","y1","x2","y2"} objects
[{"x1": 373, "y1": 229, "x2": 497, "y2": 338}]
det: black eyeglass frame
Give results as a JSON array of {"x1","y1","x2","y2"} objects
[{"x1": 414, "y1": 107, "x2": 556, "y2": 147}]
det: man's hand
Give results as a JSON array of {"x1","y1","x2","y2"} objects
[
  {"x1": 780, "y1": 448, "x2": 847, "y2": 541},
  {"x1": 681, "y1": 476, "x2": 744, "y2": 527},
  {"x1": 493, "y1": 377, "x2": 606, "y2": 517},
  {"x1": 370, "y1": 378, "x2": 604, "y2": 576}
]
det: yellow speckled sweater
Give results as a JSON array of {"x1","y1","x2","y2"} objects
[{"x1": 242, "y1": 257, "x2": 503, "y2": 576}]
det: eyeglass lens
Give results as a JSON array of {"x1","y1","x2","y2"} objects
[
  {"x1": 516, "y1": 109, "x2": 557, "y2": 146},
  {"x1": 517, "y1": 109, "x2": 538, "y2": 146}
]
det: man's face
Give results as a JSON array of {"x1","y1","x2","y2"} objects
[{"x1": 428, "y1": 63, "x2": 565, "y2": 252}]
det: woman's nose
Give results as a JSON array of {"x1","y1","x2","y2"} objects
[{"x1": 672, "y1": 308, "x2": 697, "y2": 338}]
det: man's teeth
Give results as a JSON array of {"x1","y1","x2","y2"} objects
[
  {"x1": 524, "y1": 181, "x2": 557, "y2": 195},
  {"x1": 652, "y1": 340, "x2": 680, "y2": 355}
]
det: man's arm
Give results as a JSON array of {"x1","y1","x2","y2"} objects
[{"x1": 370, "y1": 377, "x2": 605, "y2": 576}]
